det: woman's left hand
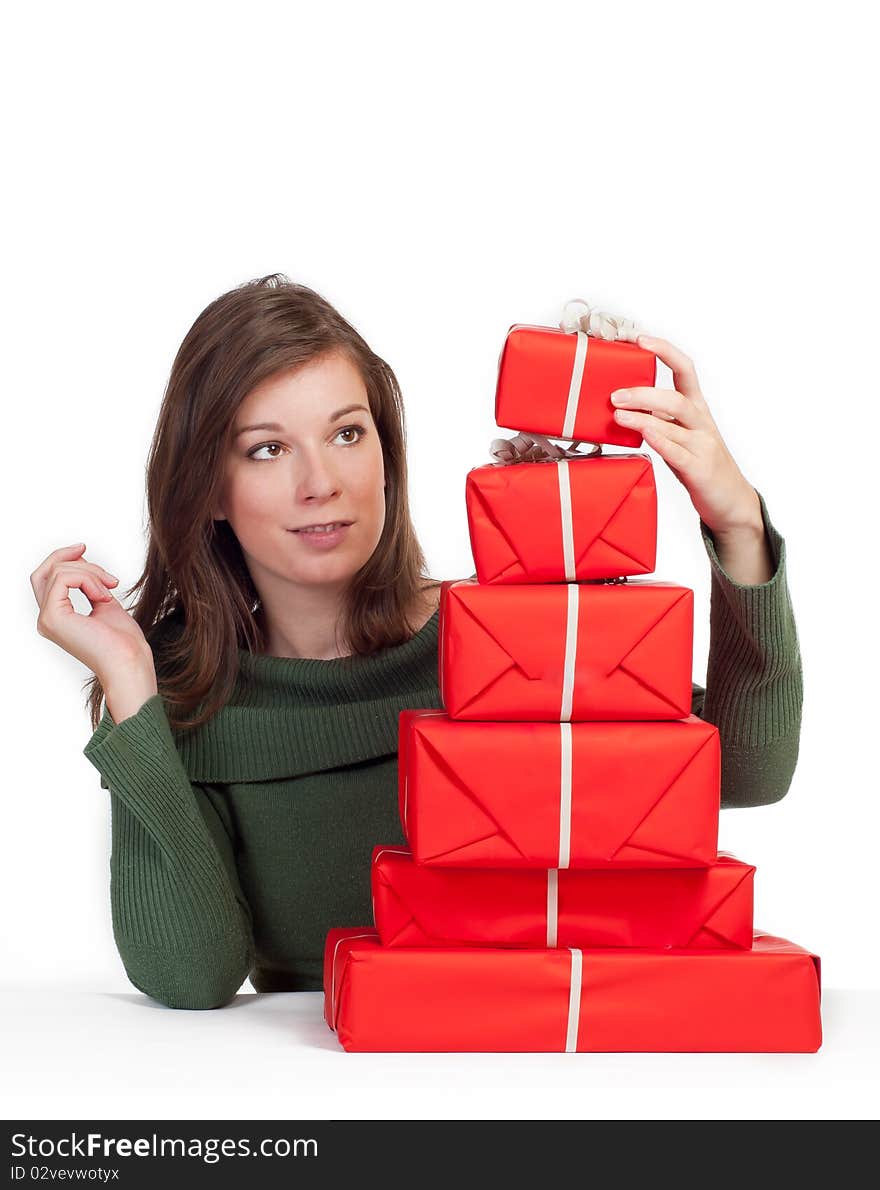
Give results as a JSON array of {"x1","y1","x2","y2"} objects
[{"x1": 610, "y1": 334, "x2": 762, "y2": 536}]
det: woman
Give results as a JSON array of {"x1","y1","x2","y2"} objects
[{"x1": 30, "y1": 274, "x2": 803, "y2": 1009}]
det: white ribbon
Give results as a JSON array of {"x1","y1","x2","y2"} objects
[
  {"x1": 546, "y1": 869, "x2": 559, "y2": 946},
  {"x1": 548, "y1": 723, "x2": 573, "y2": 940},
  {"x1": 558, "y1": 721, "x2": 573, "y2": 868},
  {"x1": 558, "y1": 297, "x2": 642, "y2": 444},
  {"x1": 562, "y1": 330, "x2": 590, "y2": 439},
  {"x1": 560, "y1": 585, "x2": 579, "y2": 722},
  {"x1": 565, "y1": 948, "x2": 583, "y2": 1052},
  {"x1": 556, "y1": 460, "x2": 576, "y2": 581},
  {"x1": 559, "y1": 297, "x2": 642, "y2": 342}
]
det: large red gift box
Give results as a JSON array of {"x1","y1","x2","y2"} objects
[
  {"x1": 324, "y1": 927, "x2": 822, "y2": 1052},
  {"x1": 398, "y1": 710, "x2": 720, "y2": 869},
  {"x1": 371, "y1": 846, "x2": 753, "y2": 949},
  {"x1": 465, "y1": 453, "x2": 657, "y2": 584},
  {"x1": 494, "y1": 323, "x2": 658, "y2": 447},
  {"x1": 439, "y1": 579, "x2": 694, "y2": 721}
]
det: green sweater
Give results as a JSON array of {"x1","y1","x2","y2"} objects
[{"x1": 82, "y1": 490, "x2": 803, "y2": 1009}]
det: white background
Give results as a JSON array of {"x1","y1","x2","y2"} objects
[{"x1": 3, "y1": 0, "x2": 877, "y2": 1116}]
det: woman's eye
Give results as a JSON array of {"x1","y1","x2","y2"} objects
[
  {"x1": 334, "y1": 425, "x2": 366, "y2": 445},
  {"x1": 247, "y1": 443, "x2": 283, "y2": 460}
]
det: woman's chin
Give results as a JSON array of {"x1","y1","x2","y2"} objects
[{"x1": 286, "y1": 554, "x2": 367, "y2": 588}]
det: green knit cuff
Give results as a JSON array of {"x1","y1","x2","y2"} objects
[
  {"x1": 83, "y1": 693, "x2": 228, "y2": 876},
  {"x1": 84, "y1": 693, "x2": 183, "y2": 794},
  {"x1": 86, "y1": 690, "x2": 172, "y2": 790},
  {"x1": 698, "y1": 489, "x2": 803, "y2": 751}
]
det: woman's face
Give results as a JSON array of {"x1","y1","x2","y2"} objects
[{"x1": 214, "y1": 350, "x2": 386, "y2": 597}]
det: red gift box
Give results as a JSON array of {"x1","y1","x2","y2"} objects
[
  {"x1": 494, "y1": 323, "x2": 658, "y2": 447},
  {"x1": 440, "y1": 579, "x2": 693, "y2": 721},
  {"x1": 466, "y1": 453, "x2": 657, "y2": 584},
  {"x1": 371, "y1": 846, "x2": 754, "y2": 949},
  {"x1": 324, "y1": 927, "x2": 822, "y2": 1052},
  {"x1": 398, "y1": 710, "x2": 720, "y2": 869}
]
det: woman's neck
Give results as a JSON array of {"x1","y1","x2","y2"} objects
[
  {"x1": 255, "y1": 580, "x2": 442, "y2": 660},
  {"x1": 257, "y1": 587, "x2": 350, "y2": 660}
]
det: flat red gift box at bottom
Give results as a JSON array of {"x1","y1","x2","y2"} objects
[{"x1": 324, "y1": 928, "x2": 821, "y2": 1053}]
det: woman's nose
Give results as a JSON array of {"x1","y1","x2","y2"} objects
[{"x1": 295, "y1": 449, "x2": 341, "y2": 502}]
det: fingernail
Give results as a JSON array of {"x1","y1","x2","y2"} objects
[
  {"x1": 615, "y1": 409, "x2": 633, "y2": 421},
  {"x1": 611, "y1": 390, "x2": 627, "y2": 404}
]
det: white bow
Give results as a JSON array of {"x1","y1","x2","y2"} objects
[{"x1": 559, "y1": 296, "x2": 642, "y2": 342}]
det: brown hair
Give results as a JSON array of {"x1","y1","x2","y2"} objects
[{"x1": 84, "y1": 273, "x2": 437, "y2": 734}]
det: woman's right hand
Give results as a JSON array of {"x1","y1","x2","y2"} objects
[{"x1": 31, "y1": 543, "x2": 155, "y2": 687}]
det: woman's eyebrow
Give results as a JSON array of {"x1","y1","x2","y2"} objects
[
  {"x1": 328, "y1": 403, "x2": 370, "y2": 421},
  {"x1": 233, "y1": 404, "x2": 369, "y2": 438}
]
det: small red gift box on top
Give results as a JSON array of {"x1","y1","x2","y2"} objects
[
  {"x1": 398, "y1": 711, "x2": 720, "y2": 869},
  {"x1": 466, "y1": 453, "x2": 657, "y2": 584},
  {"x1": 495, "y1": 323, "x2": 658, "y2": 446},
  {"x1": 324, "y1": 927, "x2": 823, "y2": 1052},
  {"x1": 439, "y1": 579, "x2": 694, "y2": 721},
  {"x1": 371, "y1": 846, "x2": 754, "y2": 950}
]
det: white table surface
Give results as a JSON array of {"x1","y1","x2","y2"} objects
[{"x1": 2, "y1": 987, "x2": 878, "y2": 1120}]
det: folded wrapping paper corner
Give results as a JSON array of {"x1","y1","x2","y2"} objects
[
  {"x1": 495, "y1": 323, "x2": 658, "y2": 447},
  {"x1": 439, "y1": 579, "x2": 694, "y2": 721},
  {"x1": 398, "y1": 710, "x2": 720, "y2": 869},
  {"x1": 466, "y1": 453, "x2": 658, "y2": 584},
  {"x1": 371, "y1": 845, "x2": 754, "y2": 950},
  {"x1": 324, "y1": 927, "x2": 822, "y2": 1052}
]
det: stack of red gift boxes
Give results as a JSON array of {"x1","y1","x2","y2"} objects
[{"x1": 324, "y1": 314, "x2": 822, "y2": 1053}]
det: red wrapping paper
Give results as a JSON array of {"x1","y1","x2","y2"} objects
[
  {"x1": 371, "y1": 846, "x2": 753, "y2": 949},
  {"x1": 494, "y1": 324, "x2": 658, "y2": 447},
  {"x1": 398, "y1": 711, "x2": 720, "y2": 869},
  {"x1": 466, "y1": 453, "x2": 657, "y2": 584},
  {"x1": 324, "y1": 927, "x2": 822, "y2": 1052},
  {"x1": 440, "y1": 579, "x2": 694, "y2": 721}
]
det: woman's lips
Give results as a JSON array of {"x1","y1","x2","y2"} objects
[{"x1": 288, "y1": 522, "x2": 352, "y2": 549}]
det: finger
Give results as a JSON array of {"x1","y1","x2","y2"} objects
[
  {"x1": 37, "y1": 570, "x2": 112, "y2": 637},
  {"x1": 30, "y1": 542, "x2": 87, "y2": 602},
  {"x1": 636, "y1": 335, "x2": 705, "y2": 403},
  {"x1": 613, "y1": 409, "x2": 696, "y2": 452},
  {"x1": 638, "y1": 422, "x2": 695, "y2": 474},
  {"x1": 59, "y1": 558, "x2": 120, "y2": 587},
  {"x1": 32, "y1": 550, "x2": 119, "y2": 610},
  {"x1": 611, "y1": 386, "x2": 705, "y2": 430},
  {"x1": 50, "y1": 568, "x2": 114, "y2": 610},
  {"x1": 38, "y1": 560, "x2": 120, "y2": 612}
]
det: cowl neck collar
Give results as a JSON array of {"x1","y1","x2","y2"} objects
[{"x1": 173, "y1": 609, "x2": 442, "y2": 783}]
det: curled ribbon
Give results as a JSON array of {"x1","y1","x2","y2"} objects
[
  {"x1": 489, "y1": 432, "x2": 601, "y2": 465},
  {"x1": 558, "y1": 296, "x2": 642, "y2": 342}
]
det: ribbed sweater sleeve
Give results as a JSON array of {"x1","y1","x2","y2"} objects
[
  {"x1": 691, "y1": 488, "x2": 803, "y2": 809},
  {"x1": 83, "y1": 693, "x2": 255, "y2": 1009}
]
